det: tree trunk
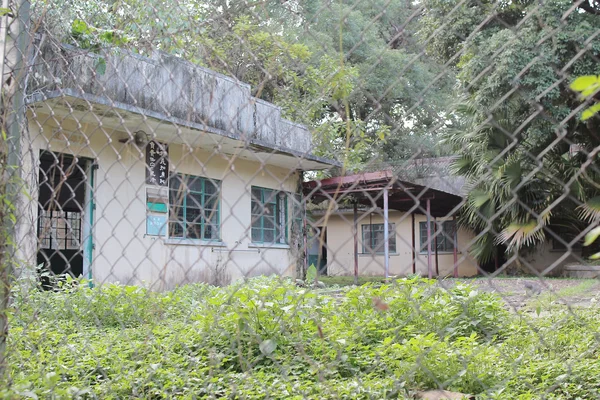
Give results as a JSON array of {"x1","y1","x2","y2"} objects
[{"x1": 0, "y1": 0, "x2": 30, "y2": 380}]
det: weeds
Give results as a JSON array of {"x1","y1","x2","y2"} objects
[{"x1": 2, "y1": 276, "x2": 600, "y2": 398}]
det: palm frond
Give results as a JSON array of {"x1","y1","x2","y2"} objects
[
  {"x1": 578, "y1": 196, "x2": 600, "y2": 223},
  {"x1": 497, "y1": 220, "x2": 546, "y2": 252},
  {"x1": 584, "y1": 226, "x2": 600, "y2": 247},
  {"x1": 468, "y1": 233, "x2": 497, "y2": 264}
]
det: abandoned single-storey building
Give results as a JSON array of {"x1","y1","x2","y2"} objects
[
  {"x1": 303, "y1": 162, "x2": 584, "y2": 278},
  {"x1": 303, "y1": 170, "x2": 480, "y2": 278},
  {"x1": 15, "y1": 42, "x2": 337, "y2": 289}
]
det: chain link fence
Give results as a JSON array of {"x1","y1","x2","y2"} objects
[{"x1": 1, "y1": 0, "x2": 600, "y2": 397}]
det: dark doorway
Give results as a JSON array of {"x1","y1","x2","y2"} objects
[
  {"x1": 307, "y1": 226, "x2": 328, "y2": 276},
  {"x1": 480, "y1": 244, "x2": 508, "y2": 273},
  {"x1": 37, "y1": 151, "x2": 89, "y2": 282}
]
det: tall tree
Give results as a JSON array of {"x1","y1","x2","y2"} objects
[
  {"x1": 32, "y1": 0, "x2": 453, "y2": 169},
  {"x1": 421, "y1": 0, "x2": 600, "y2": 264}
]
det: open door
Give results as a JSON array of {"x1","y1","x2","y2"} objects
[
  {"x1": 37, "y1": 151, "x2": 94, "y2": 286},
  {"x1": 307, "y1": 226, "x2": 328, "y2": 276}
]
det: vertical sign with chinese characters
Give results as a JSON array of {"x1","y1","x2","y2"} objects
[{"x1": 146, "y1": 141, "x2": 169, "y2": 186}]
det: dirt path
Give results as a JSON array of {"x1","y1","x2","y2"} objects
[{"x1": 456, "y1": 278, "x2": 600, "y2": 310}]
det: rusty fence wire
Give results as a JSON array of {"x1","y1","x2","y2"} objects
[{"x1": 1, "y1": 0, "x2": 600, "y2": 398}]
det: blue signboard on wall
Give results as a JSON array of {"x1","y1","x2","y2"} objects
[
  {"x1": 146, "y1": 214, "x2": 167, "y2": 236},
  {"x1": 146, "y1": 187, "x2": 168, "y2": 236}
]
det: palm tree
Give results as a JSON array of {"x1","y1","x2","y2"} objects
[{"x1": 444, "y1": 97, "x2": 600, "y2": 266}]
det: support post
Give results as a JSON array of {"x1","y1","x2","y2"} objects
[
  {"x1": 353, "y1": 202, "x2": 358, "y2": 285},
  {"x1": 453, "y1": 215, "x2": 458, "y2": 278},
  {"x1": 302, "y1": 204, "x2": 308, "y2": 280},
  {"x1": 434, "y1": 217, "x2": 439, "y2": 276},
  {"x1": 426, "y1": 198, "x2": 432, "y2": 279},
  {"x1": 383, "y1": 187, "x2": 389, "y2": 279},
  {"x1": 411, "y1": 212, "x2": 416, "y2": 274}
]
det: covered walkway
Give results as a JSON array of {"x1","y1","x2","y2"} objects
[{"x1": 303, "y1": 170, "x2": 465, "y2": 281}]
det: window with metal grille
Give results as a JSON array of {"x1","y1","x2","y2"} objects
[
  {"x1": 419, "y1": 220, "x2": 456, "y2": 253},
  {"x1": 361, "y1": 223, "x2": 396, "y2": 254},
  {"x1": 168, "y1": 174, "x2": 220, "y2": 240},
  {"x1": 38, "y1": 210, "x2": 82, "y2": 250},
  {"x1": 251, "y1": 187, "x2": 287, "y2": 244}
]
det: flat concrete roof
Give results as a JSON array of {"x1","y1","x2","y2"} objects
[{"x1": 25, "y1": 43, "x2": 340, "y2": 171}]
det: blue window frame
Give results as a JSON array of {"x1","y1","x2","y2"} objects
[
  {"x1": 251, "y1": 187, "x2": 288, "y2": 244},
  {"x1": 168, "y1": 174, "x2": 220, "y2": 240}
]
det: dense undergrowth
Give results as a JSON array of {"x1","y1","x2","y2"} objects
[{"x1": 2, "y1": 276, "x2": 600, "y2": 399}]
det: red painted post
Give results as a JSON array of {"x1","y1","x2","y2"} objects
[
  {"x1": 353, "y1": 202, "x2": 358, "y2": 285},
  {"x1": 411, "y1": 212, "x2": 416, "y2": 274},
  {"x1": 434, "y1": 217, "x2": 439, "y2": 276},
  {"x1": 453, "y1": 215, "x2": 458, "y2": 278},
  {"x1": 426, "y1": 199, "x2": 432, "y2": 279}
]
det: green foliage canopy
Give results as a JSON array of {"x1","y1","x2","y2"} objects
[{"x1": 422, "y1": 0, "x2": 600, "y2": 262}]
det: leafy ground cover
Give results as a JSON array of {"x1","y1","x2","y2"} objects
[
  {"x1": 3, "y1": 276, "x2": 600, "y2": 399},
  {"x1": 319, "y1": 276, "x2": 388, "y2": 287}
]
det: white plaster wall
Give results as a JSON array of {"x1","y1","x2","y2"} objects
[
  {"x1": 323, "y1": 211, "x2": 479, "y2": 278},
  {"x1": 506, "y1": 241, "x2": 580, "y2": 276},
  {"x1": 24, "y1": 114, "x2": 299, "y2": 289}
]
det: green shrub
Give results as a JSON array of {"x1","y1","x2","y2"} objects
[{"x1": 3, "y1": 275, "x2": 600, "y2": 398}]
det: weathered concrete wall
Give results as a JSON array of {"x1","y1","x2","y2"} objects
[
  {"x1": 506, "y1": 242, "x2": 579, "y2": 276},
  {"x1": 25, "y1": 114, "x2": 301, "y2": 289},
  {"x1": 27, "y1": 43, "x2": 313, "y2": 154}
]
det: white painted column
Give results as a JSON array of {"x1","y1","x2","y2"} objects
[{"x1": 384, "y1": 188, "x2": 389, "y2": 279}]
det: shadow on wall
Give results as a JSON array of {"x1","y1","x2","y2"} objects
[
  {"x1": 164, "y1": 261, "x2": 232, "y2": 290},
  {"x1": 155, "y1": 259, "x2": 290, "y2": 290},
  {"x1": 243, "y1": 264, "x2": 283, "y2": 279}
]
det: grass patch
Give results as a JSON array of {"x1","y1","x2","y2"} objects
[
  {"x1": 318, "y1": 275, "x2": 387, "y2": 286},
  {"x1": 4, "y1": 276, "x2": 600, "y2": 398},
  {"x1": 527, "y1": 279, "x2": 599, "y2": 311}
]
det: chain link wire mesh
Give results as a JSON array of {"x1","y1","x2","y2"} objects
[{"x1": 1, "y1": 0, "x2": 600, "y2": 397}]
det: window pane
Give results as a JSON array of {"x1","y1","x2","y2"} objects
[
  {"x1": 251, "y1": 215, "x2": 262, "y2": 230},
  {"x1": 169, "y1": 174, "x2": 182, "y2": 190},
  {"x1": 187, "y1": 175, "x2": 203, "y2": 192},
  {"x1": 362, "y1": 225, "x2": 371, "y2": 252},
  {"x1": 263, "y1": 216, "x2": 275, "y2": 230},
  {"x1": 204, "y1": 224, "x2": 216, "y2": 240},
  {"x1": 186, "y1": 208, "x2": 201, "y2": 223},
  {"x1": 263, "y1": 203, "x2": 276, "y2": 217},
  {"x1": 251, "y1": 187, "x2": 262, "y2": 201},
  {"x1": 362, "y1": 223, "x2": 395, "y2": 253},
  {"x1": 251, "y1": 187, "x2": 288, "y2": 244},
  {"x1": 169, "y1": 221, "x2": 184, "y2": 237},
  {"x1": 263, "y1": 229, "x2": 275, "y2": 243},
  {"x1": 186, "y1": 223, "x2": 202, "y2": 239},
  {"x1": 204, "y1": 197, "x2": 217, "y2": 210},
  {"x1": 185, "y1": 193, "x2": 202, "y2": 209},
  {"x1": 251, "y1": 201, "x2": 262, "y2": 216},
  {"x1": 251, "y1": 227, "x2": 262, "y2": 242},
  {"x1": 167, "y1": 174, "x2": 220, "y2": 240},
  {"x1": 262, "y1": 189, "x2": 276, "y2": 204},
  {"x1": 204, "y1": 180, "x2": 218, "y2": 195}
]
